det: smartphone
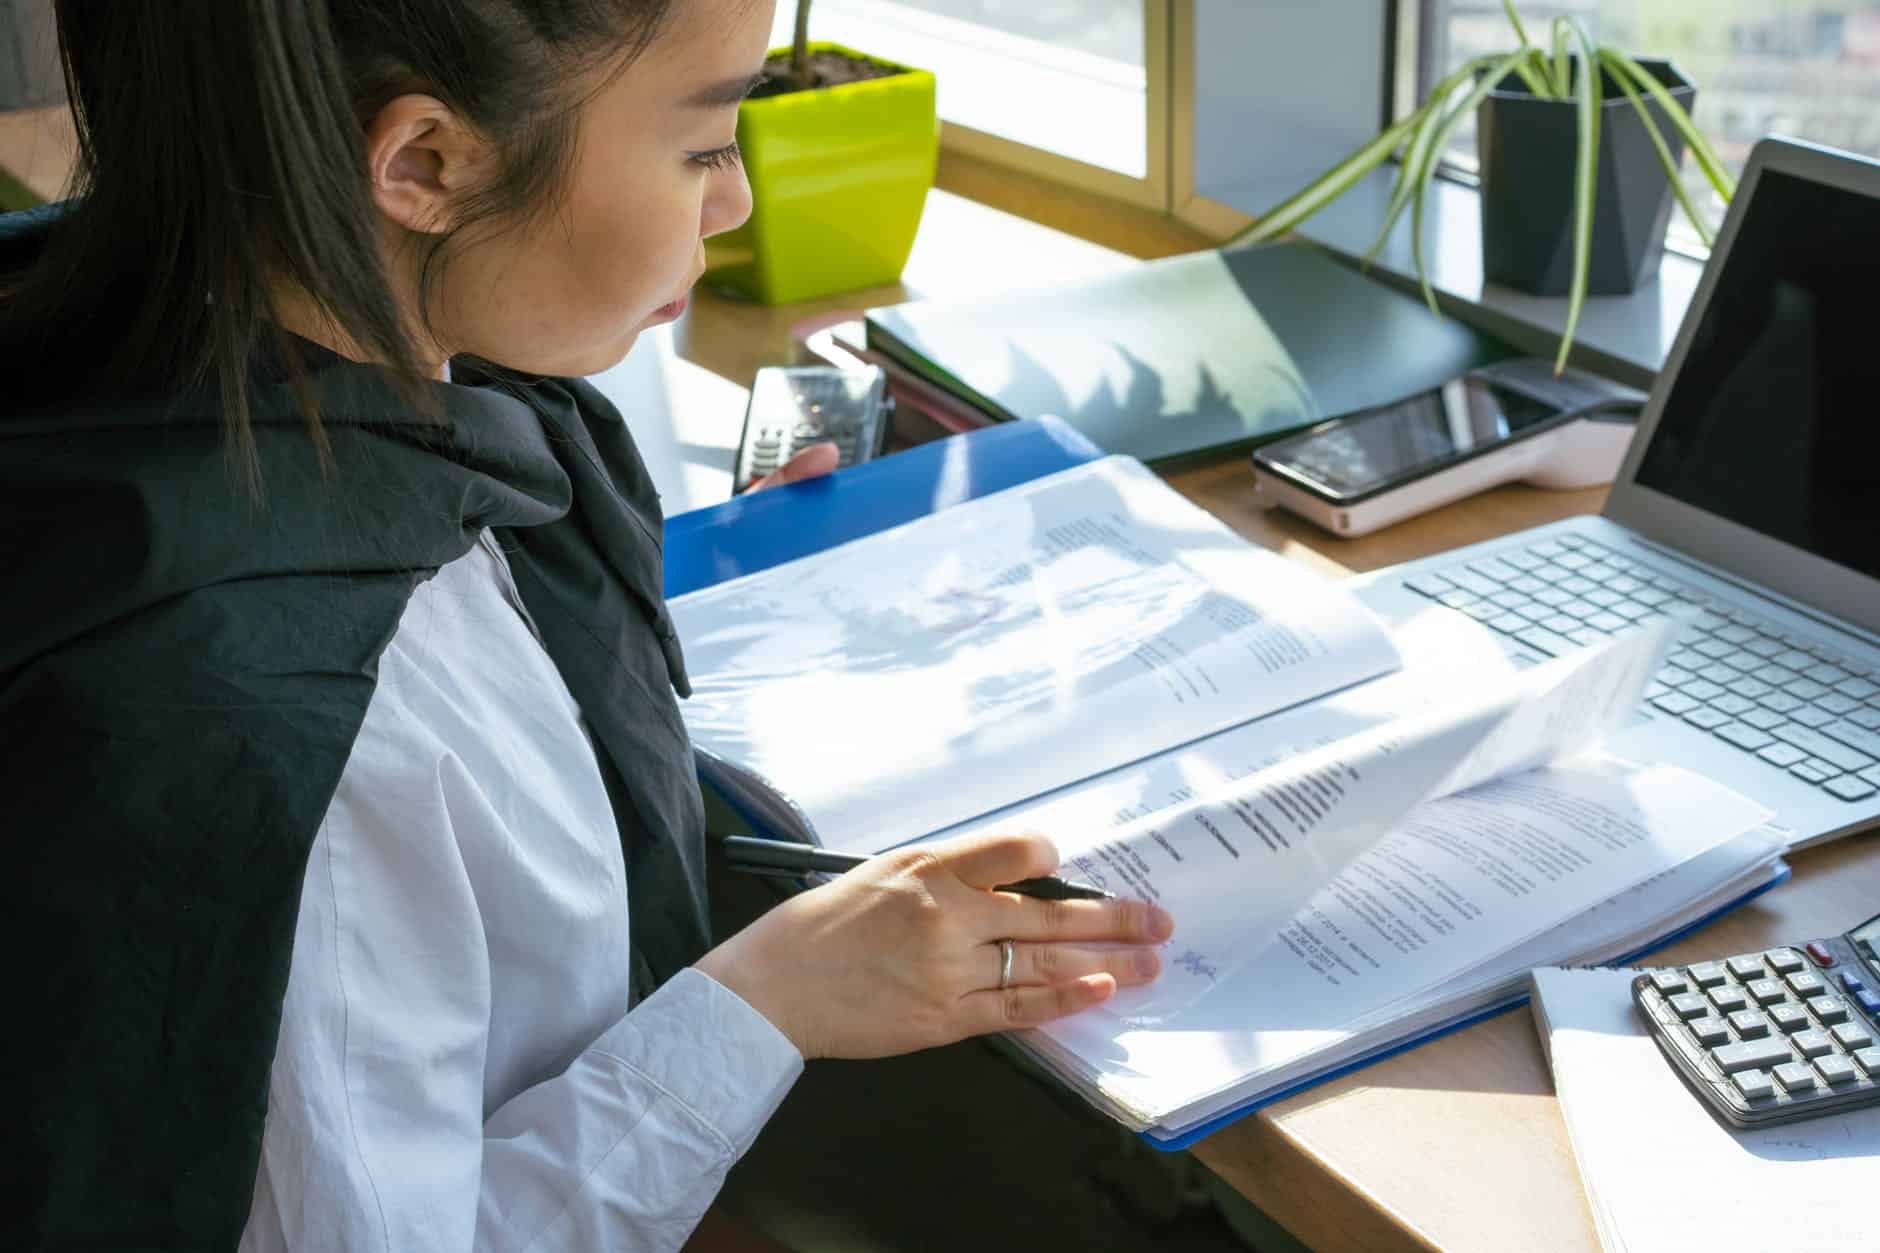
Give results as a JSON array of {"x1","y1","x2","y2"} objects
[{"x1": 1250, "y1": 359, "x2": 1646, "y2": 537}]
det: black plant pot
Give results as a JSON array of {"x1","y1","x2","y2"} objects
[{"x1": 1477, "y1": 57, "x2": 1695, "y2": 297}]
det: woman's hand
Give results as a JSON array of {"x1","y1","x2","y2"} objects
[
  {"x1": 745, "y1": 443, "x2": 839, "y2": 492},
  {"x1": 695, "y1": 832, "x2": 1172, "y2": 1060}
]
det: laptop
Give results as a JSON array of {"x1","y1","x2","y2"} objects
[{"x1": 1354, "y1": 136, "x2": 1880, "y2": 850}]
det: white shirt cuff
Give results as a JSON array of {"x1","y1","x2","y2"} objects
[{"x1": 590, "y1": 966, "x2": 804, "y2": 1156}]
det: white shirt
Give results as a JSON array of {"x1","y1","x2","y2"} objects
[{"x1": 240, "y1": 535, "x2": 802, "y2": 1252}]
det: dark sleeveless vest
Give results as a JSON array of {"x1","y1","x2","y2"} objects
[{"x1": 0, "y1": 207, "x2": 710, "y2": 1248}]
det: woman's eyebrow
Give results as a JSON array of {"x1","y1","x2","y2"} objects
[{"x1": 682, "y1": 72, "x2": 766, "y2": 108}]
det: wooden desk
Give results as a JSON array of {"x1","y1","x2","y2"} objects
[{"x1": 679, "y1": 187, "x2": 1880, "y2": 1253}]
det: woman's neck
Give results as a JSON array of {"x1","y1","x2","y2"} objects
[{"x1": 268, "y1": 277, "x2": 449, "y2": 382}]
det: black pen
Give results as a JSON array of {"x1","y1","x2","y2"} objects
[{"x1": 721, "y1": 835, "x2": 1114, "y2": 901}]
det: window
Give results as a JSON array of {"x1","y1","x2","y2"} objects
[
  {"x1": 772, "y1": 0, "x2": 1165, "y2": 204},
  {"x1": 1420, "y1": 1, "x2": 1880, "y2": 252}
]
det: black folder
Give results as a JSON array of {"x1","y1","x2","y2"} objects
[{"x1": 865, "y1": 239, "x2": 1512, "y2": 467}]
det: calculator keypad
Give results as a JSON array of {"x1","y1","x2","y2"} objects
[{"x1": 1633, "y1": 932, "x2": 1880, "y2": 1127}]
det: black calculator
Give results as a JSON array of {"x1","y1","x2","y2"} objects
[
  {"x1": 1632, "y1": 911, "x2": 1880, "y2": 1128},
  {"x1": 732, "y1": 365, "x2": 892, "y2": 494}
]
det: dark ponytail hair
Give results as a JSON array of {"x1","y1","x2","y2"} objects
[{"x1": 0, "y1": 0, "x2": 672, "y2": 479}]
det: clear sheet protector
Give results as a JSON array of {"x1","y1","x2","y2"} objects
[{"x1": 670, "y1": 457, "x2": 1402, "y2": 854}]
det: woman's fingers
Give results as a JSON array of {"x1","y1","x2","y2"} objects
[
  {"x1": 991, "y1": 941, "x2": 1161, "y2": 989},
  {"x1": 958, "y1": 975, "x2": 1119, "y2": 1033},
  {"x1": 932, "y1": 830, "x2": 1059, "y2": 891},
  {"x1": 991, "y1": 892, "x2": 1174, "y2": 946}
]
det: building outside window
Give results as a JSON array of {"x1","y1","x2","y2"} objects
[{"x1": 1425, "y1": 0, "x2": 1880, "y2": 252}]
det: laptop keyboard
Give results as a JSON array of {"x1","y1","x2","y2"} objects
[{"x1": 1402, "y1": 531, "x2": 1880, "y2": 804}]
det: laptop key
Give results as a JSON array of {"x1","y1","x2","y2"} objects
[
  {"x1": 1817, "y1": 692, "x2": 1861, "y2": 716},
  {"x1": 1588, "y1": 612, "x2": 1630, "y2": 633},
  {"x1": 1488, "y1": 614, "x2": 1530, "y2": 635},
  {"x1": 1742, "y1": 708, "x2": 1786, "y2": 731},
  {"x1": 1758, "y1": 690, "x2": 1804, "y2": 715},
  {"x1": 1792, "y1": 706, "x2": 1836, "y2": 729},
  {"x1": 1682, "y1": 680, "x2": 1726, "y2": 702},
  {"x1": 1785, "y1": 677, "x2": 1831, "y2": 701},
  {"x1": 1743, "y1": 637, "x2": 1787, "y2": 659},
  {"x1": 1686, "y1": 708, "x2": 1731, "y2": 731},
  {"x1": 1652, "y1": 692, "x2": 1700, "y2": 716},
  {"x1": 1852, "y1": 708, "x2": 1880, "y2": 731},
  {"x1": 1792, "y1": 762, "x2": 1834, "y2": 784},
  {"x1": 1404, "y1": 574, "x2": 1453, "y2": 597},
  {"x1": 1468, "y1": 558, "x2": 1523, "y2": 582},
  {"x1": 1821, "y1": 720, "x2": 1880, "y2": 759},
  {"x1": 1837, "y1": 677, "x2": 1877, "y2": 700},
  {"x1": 1728, "y1": 677, "x2": 1773, "y2": 700},
  {"x1": 1445, "y1": 570, "x2": 1499, "y2": 597},
  {"x1": 1710, "y1": 694, "x2": 1755, "y2": 717},
  {"x1": 1658, "y1": 664, "x2": 1696, "y2": 687},
  {"x1": 1715, "y1": 723, "x2": 1775, "y2": 752},
  {"x1": 1515, "y1": 628, "x2": 1576, "y2": 658},
  {"x1": 1758, "y1": 743, "x2": 1808, "y2": 768},
  {"x1": 1773, "y1": 725, "x2": 1875, "y2": 771},
  {"x1": 1805, "y1": 662, "x2": 1850, "y2": 686},
  {"x1": 1825, "y1": 776, "x2": 1877, "y2": 802}
]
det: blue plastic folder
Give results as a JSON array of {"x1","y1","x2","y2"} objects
[
  {"x1": 660, "y1": 419, "x2": 1788, "y2": 1151},
  {"x1": 663, "y1": 416, "x2": 1103, "y2": 598}
]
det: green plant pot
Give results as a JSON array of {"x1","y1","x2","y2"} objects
[{"x1": 704, "y1": 43, "x2": 938, "y2": 305}]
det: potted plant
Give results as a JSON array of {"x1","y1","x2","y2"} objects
[
  {"x1": 1228, "y1": 1, "x2": 1735, "y2": 371},
  {"x1": 703, "y1": 0, "x2": 939, "y2": 305}
]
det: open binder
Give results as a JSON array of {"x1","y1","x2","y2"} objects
[{"x1": 661, "y1": 420, "x2": 1789, "y2": 1149}]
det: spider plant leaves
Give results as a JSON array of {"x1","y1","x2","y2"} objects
[
  {"x1": 1599, "y1": 48, "x2": 1714, "y2": 248},
  {"x1": 1366, "y1": 56, "x2": 1500, "y2": 263},
  {"x1": 1556, "y1": 17, "x2": 1603, "y2": 374},
  {"x1": 1551, "y1": 16, "x2": 1574, "y2": 99},
  {"x1": 1602, "y1": 46, "x2": 1737, "y2": 202},
  {"x1": 1223, "y1": 3, "x2": 1735, "y2": 373},
  {"x1": 1225, "y1": 110, "x2": 1422, "y2": 246},
  {"x1": 1501, "y1": 0, "x2": 1532, "y2": 51},
  {"x1": 1404, "y1": 47, "x2": 1541, "y2": 312}
]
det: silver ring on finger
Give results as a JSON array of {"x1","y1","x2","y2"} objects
[{"x1": 997, "y1": 937, "x2": 1015, "y2": 990}]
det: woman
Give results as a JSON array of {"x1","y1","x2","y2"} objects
[{"x1": 0, "y1": 1, "x2": 1171, "y2": 1249}]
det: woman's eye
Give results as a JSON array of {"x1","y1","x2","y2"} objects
[{"x1": 688, "y1": 142, "x2": 743, "y2": 172}]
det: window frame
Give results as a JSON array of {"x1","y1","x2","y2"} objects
[
  {"x1": 1170, "y1": 0, "x2": 1407, "y2": 236},
  {"x1": 807, "y1": 0, "x2": 1175, "y2": 211}
]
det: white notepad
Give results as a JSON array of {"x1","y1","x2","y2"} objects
[{"x1": 1531, "y1": 965, "x2": 1880, "y2": 1252}]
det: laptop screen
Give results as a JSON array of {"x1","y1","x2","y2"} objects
[{"x1": 1632, "y1": 168, "x2": 1880, "y2": 582}]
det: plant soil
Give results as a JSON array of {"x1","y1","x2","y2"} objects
[{"x1": 749, "y1": 48, "x2": 904, "y2": 98}]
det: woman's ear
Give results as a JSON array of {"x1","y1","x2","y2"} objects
[{"x1": 363, "y1": 95, "x2": 490, "y2": 235}]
